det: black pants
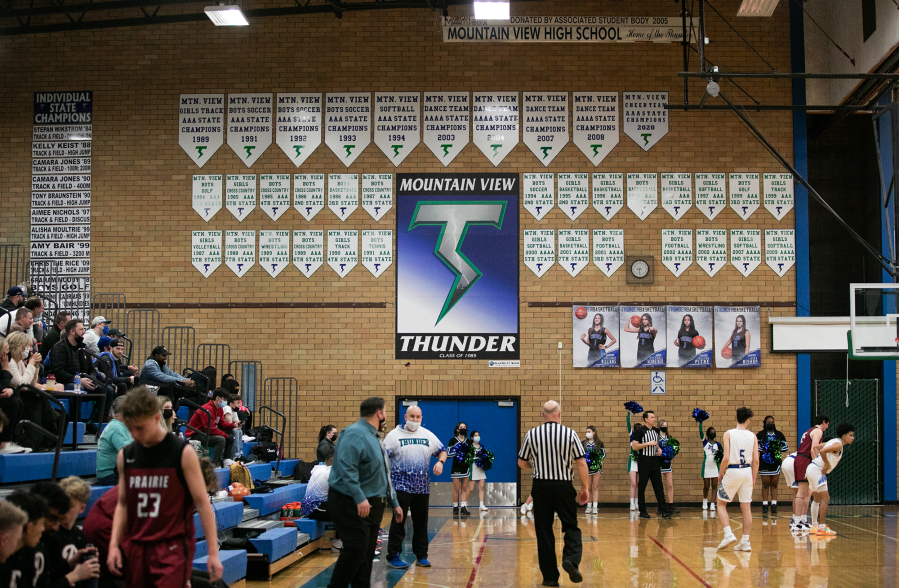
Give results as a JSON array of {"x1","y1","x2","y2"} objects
[
  {"x1": 387, "y1": 490, "x2": 429, "y2": 560},
  {"x1": 637, "y1": 455, "x2": 670, "y2": 515},
  {"x1": 328, "y1": 489, "x2": 385, "y2": 588},
  {"x1": 0, "y1": 396, "x2": 23, "y2": 443},
  {"x1": 531, "y1": 479, "x2": 582, "y2": 583},
  {"x1": 88, "y1": 383, "x2": 115, "y2": 423}
]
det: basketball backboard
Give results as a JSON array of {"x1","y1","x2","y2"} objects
[{"x1": 849, "y1": 283, "x2": 899, "y2": 359}]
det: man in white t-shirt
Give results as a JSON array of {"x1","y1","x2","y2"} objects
[
  {"x1": 806, "y1": 423, "x2": 855, "y2": 537},
  {"x1": 717, "y1": 407, "x2": 759, "y2": 552},
  {"x1": 383, "y1": 405, "x2": 447, "y2": 570}
]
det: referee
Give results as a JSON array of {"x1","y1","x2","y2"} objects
[
  {"x1": 518, "y1": 401, "x2": 588, "y2": 587},
  {"x1": 631, "y1": 410, "x2": 674, "y2": 519}
]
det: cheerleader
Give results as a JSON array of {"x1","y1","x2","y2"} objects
[
  {"x1": 658, "y1": 420, "x2": 679, "y2": 514},
  {"x1": 625, "y1": 412, "x2": 640, "y2": 511},
  {"x1": 469, "y1": 431, "x2": 491, "y2": 511},
  {"x1": 756, "y1": 415, "x2": 789, "y2": 515},
  {"x1": 583, "y1": 425, "x2": 605, "y2": 514},
  {"x1": 700, "y1": 424, "x2": 721, "y2": 511},
  {"x1": 448, "y1": 422, "x2": 472, "y2": 515}
]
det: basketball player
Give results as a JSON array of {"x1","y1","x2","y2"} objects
[
  {"x1": 623, "y1": 313, "x2": 657, "y2": 365},
  {"x1": 108, "y1": 387, "x2": 223, "y2": 587},
  {"x1": 806, "y1": 423, "x2": 855, "y2": 536},
  {"x1": 581, "y1": 314, "x2": 617, "y2": 367},
  {"x1": 716, "y1": 407, "x2": 758, "y2": 552},
  {"x1": 721, "y1": 315, "x2": 750, "y2": 364},
  {"x1": 791, "y1": 415, "x2": 830, "y2": 533},
  {"x1": 673, "y1": 314, "x2": 700, "y2": 366}
]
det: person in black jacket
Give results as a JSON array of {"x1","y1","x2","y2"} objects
[
  {"x1": 95, "y1": 337, "x2": 135, "y2": 393},
  {"x1": 31, "y1": 481, "x2": 100, "y2": 587},
  {"x1": 50, "y1": 320, "x2": 113, "y2": 432},
  {"x1": 40, "y1": 312, "x2": 71, "y2": 356}
]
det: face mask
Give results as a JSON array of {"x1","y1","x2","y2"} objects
[
  {"x1": 22, "y1": 349, "x2": 29, "y2": 360},
  {"x1": 405, "y1": 421, "x2": 420, "y2": 432},
  {"x1": 708, "y1": 433, "x2": 716, "y2": 441},
  {"x1": 162, "y1": 408, "x2": 173, "y2": 420},
  {"x1": 660, "y1": 427, "x2": 668, "y2": 433},
  {"x1": 378, "y1": 417, "x2": 386, "y2": 432},
  {"x1": 765, "y1": 423, "x2": 775, "y2": 431},
  {"x1": 585, "y1": 432, "x2": 593, "y2": 439},
  {"x1": 218, "y1": 401, "x2": 227, "y2": 408},
  {"x1": 458, "y1": 428, "x2": 467, "y2": 437},
  {"x1": 74, "y1": 335, "x2": 84, "y2": 344},
  {"x1": 102, "y1": 325, "x2": 109, "y2": 335},
  {"x1": 473, "y1": 436, "x2": 481, "y2": 443}
]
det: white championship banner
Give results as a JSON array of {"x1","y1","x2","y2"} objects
[
  {"x1": 573, "y1": 92, "x2": 618, "y2": 166},
  {"x1": 423, "y1": 92, "x2": 470, "y2": 166},
  {"x1": 623, "y1": 92, "x2": 668, "y2": 151},
  {"x1": 225, "y1": 230, "x2": 256, "y2": 278},
  {"x1": 259, "y1": 230, "x2": 290, "y2": 278},
  {"x1": 328, "y1": 229, "x2": 358, "y2": 278},
  {"x1": 193, "y1": 175, "x2": 222, "y2": 222},
  {"x1": 558, "y1": 229, "x2": 589, "y2": 277},
  {"x1": 325, "y1": 92, "x2": 371, "y2": 167},
  {"x1": 276, "y1": 93, "x2": 322, "y2": 167},
  {"x1": 523, "y1": 173, "x2": 554, "y2": 221},
  {"x1": 696, "y1": 229, "x2": 728, "y2": 277},
  {"x1": 593, "y1": 172, "x2": 623, "y2": 220},
  {"x1": 374, "y1": 92, "x2": 420, "y2": 166},
  {"x1": 225, "y1": 174, "x2": 256, "y2": 221},
  {"x1": 293, "y1": 230, "x2": 324, "y2": 278},
  {"x1": 558, "y1": 173, "x2": 589, "y2": 221},
  {"x1": 227, "y1": 93, "x2": 272, "y2": 168},
  {"x1": 524, "y1": 229, "x2": 555, "y2": 278},
  {"x1": 442, "y1": 16, "x2": 698, "y2": 43},
  {"x1": 522, "y1": 92, "x2": 568, "y2": 166},
  {"x1": 328, "y1": 173, "x2": 359, "y2": 221},
  {"x1": 627, "y1": 172, "x2": 657, "y2": 220},
  {"x1": 695, "y1": 173, "x2": 726, "y2": 221},
  {"x1": 662, "y1": 229, "x2": 693, "y2": 277},
  {"x1": 473, "y1": 92, "x2": 519, "y2": 165},
  {"x1": 191, "y1": 231, "x2": 221, "y2": 278},
  {"x1": 362, "y1": 174, "x2": 393, "y2": 221},
  {"x1": 729, "y1": 172, "x2": 760, "y2": 220},
  {"x1": 766, "y1": 229, "x2": 795, "y2": 277},
  {"x1": 361, "y1": 230, "x2": 393, "y2": 278},
  {"x1": 260, "y1": 174, "x2": 291, "y2": 221},
  {"x1": 179, "y1": 94, "x2": 224, "y2": 167},
  {"x1": 731, "y1": 229, "x2": 761, "y2": 277},
  {"x1": 661, "y1": 173, "x2": 692, "y2": 220},
  {"x1": 593, "y1": 229, "x2": 623, "y2": 277},
  {"x1": 294, "y1": 174, "x2": 325, "y2": 221},
  {"x1": 764, "y1": 173, "x2": 794, "y2": 221}
]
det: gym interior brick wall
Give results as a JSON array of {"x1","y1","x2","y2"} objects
[{"x1": 0, "y1": 0, "x2": 800, "y2": 502}]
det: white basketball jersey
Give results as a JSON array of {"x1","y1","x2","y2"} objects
[
  {"x1": 727, "y1": 428, "x2": 756, "y2": 466},
  {"x1": 812, "y1": 439, "x2": 843, "y2": 471}
]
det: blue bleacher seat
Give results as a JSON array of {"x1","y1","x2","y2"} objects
[
  {"x1": 177, "y1": 406, "x2": 190, "y2": 421},
  {"x1": 214, "y1": 467, "x2": 230, "y2": 490},
  {"x1": 278, "y1": 459, "x2": 301, "y2": 476},
  {"x1": 193, "y1": 550, "x2": 247, "y2": 585},
  {"x1": 242, "y1": 484, "x2": 306, "y2": 516},
  {"x1": 63, "y1": 422, "x2": 85, "y2": 445},
  {"x1": 295, "y1": 518, "x2": 325, "y2": 541},
  {"x1": 79, "y1": 485, "x2": 114, "y2": 519},
  {"x1": 242, "y1": 441, "x2": 257, "y2": 458},
  {"x1": 195, "y1": 539, "x2": 208, "y2": 559},
  {"x1": 245, "y1": 462, "x2": 270, "y2": 482},
  {"x1": 193, "y1": 501, "x2": 244, "y2": 539},
  {"x1": 0, "y1": 450, "x2": 96, "y2": 483},
  {"x1": 249, "y1": 527, "x2": 297, "y2": 563}
]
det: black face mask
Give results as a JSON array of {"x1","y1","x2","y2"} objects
[
  {"x1": 458, "y1": 428, "x2": 467, "y2": 437},
  {"x1": 162, "y1": 408, "x2": 173, "y2": 420},
  {"x1": 708, "y1": 433, "x2": 716, "y2": 441},
  {"x1": 74, "y1": 335, "x2": 84, "y2": 345},
  {"x1": 378, "y1": 416, "x2": 386, "y2": 432},
  {"x1": 660, "y1": 427, "x2": 669, "y2": 434},
  {"x1": 765, "y1": 423, "x2": 775, "y2": 432}
]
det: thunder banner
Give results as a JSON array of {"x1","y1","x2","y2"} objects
[{"x1": 396, "y1": 173, "x2": 519, "y2": 359}]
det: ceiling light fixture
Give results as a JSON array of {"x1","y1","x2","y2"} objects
[
  {"x1": 205, "y1": 3, "x2": 249, "y2": 26},
  {"x1": 737, "y1": 0, "x2": 780, "y2": 17},
  {"x1": 473, "y1": 1, "x2": 509, "y2": 20}
]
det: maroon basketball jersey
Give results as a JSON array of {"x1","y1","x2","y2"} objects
[
  {"x1": 797, "y1": 426, "x2": 817, "y2": 456},
  {"x1": 123, "y1": 433, "x2": 195, "y2": 542}
]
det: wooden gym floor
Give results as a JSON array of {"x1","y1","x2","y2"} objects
[{"x1": 247, "y1": 505, "x2": 898, "y2": 587}]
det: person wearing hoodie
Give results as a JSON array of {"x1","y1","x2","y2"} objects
[{"x1": 185, "y1": 388, "x2": 235, "y2": 467}]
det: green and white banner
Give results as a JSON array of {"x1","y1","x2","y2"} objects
[
  {"x1": 696, "y1": 229, "x2": 727, "y2": 277},
  {"x1": 729, "y1": 172, "x2": 759, "y2": 220},
  {"x1": 593, "y1": 229, "x2": 623, "y2": 277},
  {"x1": 328, "y1": 173, "x2": 358, "y2": 221},
  {"x1": 227, "y1": 93, "x2": 272, "y2": 168},
  {"x1": 225, "y1": 230, "x2": 255, "y2": 278},
  {"x1": 731, "y1": 229, "x2": 761, "y2": 277},
  {"x1": 764, "y1": 173, "x2": 794, "y2": 221},
  {"x1": 627, "y1": 172, "x2": 657, "y2": 220},
  {"x1": 179, "y1": 94, "x2": 224, "y2": 167},
  {"x1": 259, "y1": 230, "x2": 290, "y2": 278},
  {"x1": 593, "y1": 172, "x2": 623, "y2": 220},
  {"x1": 423, "y1": 92, "x2": 469, "y2": 166},
  {"x1": 766, "y1": 229, "x2": 795, "y2": 277},
  {"x1": 225, "y1": 174, "x2": 256, "y2": 221},
  {"x1": 558, "y1": 229, "x2": 589, "y2": 277},
  {"x1": 361, "y1": 230, "x2": 393, "y2": 278},
  {"x1": 326, "y1": 92, "x2": 371, "y2": 167},
  {"x1": 375, "y1": 92, "x2": 420, "y2": 166},
  {"x1": 260, "y1": 174, "x2": 291, "y2": 221},
  {"x1": 362, "y1": 174, "x2": 393, "y2": 221},
  {"x1": 294, "y1": 174, "x2": 324, "y2": 221},
  {"x1": 662, "y1": 229, "x2": 692, "y2": 277},
  {"x1": 328, "y1": 230, "x2": 358, "y2": 278},
  {"x1": 623, "y1": 92, "x2": 668, "y2": 151},
  {"x1": 524, "y1": 229, "x2": 555, "y2": 278},
  {"x1": 473, "y1": 92, "x2": 519, "y2": 165},
  {"x1": 276, "y1": 93, "x2": 321, "y2": 167},
  {"x1": 191, "y1": 231, "x2": 221, "y2": 278},
  {"x1": 442, "y1": 16, "x2": 697, "y2": 43},
  {"x1": 558, "y1": 173, "x2": 589, "y2": 220},
  {"x1": 293, "y1": 230, "x2": 323, "y2": 278},
  {"x1": 573, "y1": 92, "x2": 618, "y2": 166},
  {"x1": 522, "y1": 92, "x2": 568, "y2": 166},
  {"x1": 523, "y1": 173, "x2": 554, "y2": 221},
  {"x1": 192, "y1": 174, "x2": 222, "y2": 222},
  {"x1": 695, "y1": 173, "x2": 726, "y2": 221},
  {"x1": 661, "y1": 173, "x2": 692, "y2": 220}
]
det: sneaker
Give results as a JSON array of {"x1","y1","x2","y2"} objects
[
  {"x1": 733, "y1": 540, "x2": 751, "y2": 552},
  {"x1": 223, "y1": 459, "x2": 234, "y2": 466},
  {"x1": 527, "y1": 502, "x2": 534, "y2": 512},
  {"x1": 373, "y1": 549, "x2": 381, "y2": 556},
  {"x1": 521, "y1": 503, "x2": 528, "y2": 515},
  {"x1": 479, "y1": 504, "x2": 488, "y2": 511},
  {"x1": 461, "y1": 506, "x2": 471, "y2": 516},
  {"x1": 710, "y1": 503, "x2": 716, "y2": 511},
  {"x1": 808, "y1": 526, "x2": 819, "y2": 535},
  {"x1": 669, "y1": 507, "x2": 680, "y2": 515},
  {"x1": 416, "y1": 558, "x2": 431, "y2": 567},
  {"x1": 639, "y1": 512, "x2": 650, "y2": 519},
  {"x1": 454, "y1": 506, "x2": 460, "y2": 515},
  {"x1": 702, "y1": 502, "x2": 708, "y2": 510},
  {"x1": 817, "y1": 526, "x2": 836, "y2": 536},
  {"x1": 331, "y1": 539, "x2": 343, "y2": 550},
  {"x1": 0, "y1": 443, "x2": 31, "y2": 454},
  {"x1": 717, "y1": 533, "x2": 738, "y2": 550},
  {"x1": 771, "y1": 504, "x2": 778, "y2": 514},
  {"x1": 242, "y1": 435, "x2": 256, "y2": 442},
  {"x1": 762, "y1": 504, "x2": 768, "y2": 515},
  {"x1": 386, "y1": 555, "x2": 408, "y2": 569},
  {"x1": 562, "y1": 560, "x2": 583, "y2": 583},
  {"x1": 629, "y1": 502, "x2": 636, "y2": 511}
]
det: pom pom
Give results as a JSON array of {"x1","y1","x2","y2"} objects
[
  {"x1": 624, "y1": 401, "x2": 643, "y2": 414},
  {"x1": 454, "y1": 441, "x2": 474, "y2": 464},
  {"x1": 759, "y1": 441, "x2": 783, "y2": 465},
  {"x1": 585, "y1": 448, "x2": 604, "y2": 473},
  {"x1": 474, "y1": 447, "x2": 494, "y2": 471},
  {"x1": 692, "y1": 408, "x2": 710, "y2": 423},
  {"x1": 659, "y1": 436, "x2": 679, "y2": 461},
  {"x1": 714, "y1": 445, "x2": 724, "y2": 466}
]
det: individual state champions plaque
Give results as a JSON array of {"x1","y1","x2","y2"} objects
[
  {"x1": 662, "y1": 229, "x2": 693, "y2": 277},
  {"x1": 294, "y1": 174, "x2": 324, "y2": 221},
  {"x1": 423, "y1": 92, "x2": 469, "y2": 166},
  {"x1": 764, "y1": 173, "x2": 794, "y2": 221},
  {"x1": 328, "y1": 174, "x2": 358, "y2": 221},
  {"x1": 179, "y1": 94, "x2": 224, "y2": 167},
  {"x1": 325, "y1": 92, "x2": 371, "y2": 168},
  {"x1": 192, "y1": 175, "x2": 222, "y2": 221},
  {"x1": 374, "y1": 92, "x2": 420, "y2": 166},
  {"x1": 227, "y1": 93, "x2": 272, "y2": 168},
  {"x1": 729, "y1": 173, "x2": 760, "y2": 220},
  {"x1": 765, "y1": 229, "x2": 795, "y2": 277},
  {"x1": 362, "y1": 174, "x2": 393, "y2": 221},
  {"x1": 558, "y1": 173, "x2": 589, "y2": 221},
  {"x1": 558, "y1": 229, "x2": 589, "y2": 277},
  {"x1": 472, "y1": 92, "x2": 519, "y2": 166},
  {"x1": 522, "y1": 92, "x2": 568, "y2": 166},
  {"x1": 275, "y1": 93, "x2": 322, "y2": 167},
  {"x1": 593, "y1": 229, "x2": 623, "y2": 277},
  {"x1": 661, "y1": 173, "x2": 692, "y2": 220},
  {"x1": 627, "y1": 173, "x2": 657, "y2": 220},
  {"x1": 695, "y1": 173, "x2": 726, "y2": 221},
  {"x1": 731, "y1": 229, "x2": 761, "y2": 277},
  {"x1": 696, "y1": 229, "x2": 727, "y2": 277},
  {"x1": 259, "y1": 174, "x2": 290, "y2": 221}
]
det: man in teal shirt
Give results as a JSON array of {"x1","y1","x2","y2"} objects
[
  {"x1": 96, "y1": 397, "x2": 133, "y2": 485},
  {"x1": 328, "y1": 397, "x2": 403, "y2": 588}
]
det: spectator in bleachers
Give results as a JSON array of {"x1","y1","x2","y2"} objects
[
  {"x1": 223, "y1": 393, "x2": 244, "y2": 460},
  {"x1": 32, "y1": 481, "x2": 100, "y2": 586},
  {"x1": 158, "y1": 396, "x2": 174, "y2": 433},
  {"x1": 23, "y1": 298, "x2": 44, "y2": 344},
  {"x1": 109, "y1": 337, "x2": 139, "y2": 381},
  {"x1": 40, "y1": 311, "x2": 70, "y2": 353},
  {"x1": 3, "y1": 491, "x2": 48, "y2": 587},
  {"x1": 140, "y1": 345, "x2": 195, "y2": 392},
  {"x1": 0, "y1": 501, "x2": 27, "y2": 566},
  {"x1": 0, "y1": 346, "x2": 30, "y2": 454},
  {"x1": 96, "y1": 337, "x2": 135, "y2": 393},
  {"x1": 318, "y1": 424, "x2": 338, "y2": 463},
  {"x1": 96, "y1": 396, "x2": 133, "y2": 485},
  {"x1": 1, "y1": 308, "x2": 33, "y2": 339},
  {"x1": 83, "y1": 316, "x2": 110, "y2": 356},
  {"x1": 301, "y1": 445, "x2": 340, "y2": 551},
  {"x1": 0, "y1": 286, "x2": 26, "y2": 317},
  {"x1": 50, "y1": 319, "x2": 98, "y2": 393},
  {"x1": 57, "y1": 477, "x2": 96, "y2": 575},
  {"x1": 5, "y1": 332, "x2": 42, "y2": 389},
  {"x1": 185, "y1": 388, "x2": 235, "y2": 467}
]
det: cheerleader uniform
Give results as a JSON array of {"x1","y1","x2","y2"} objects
[
  {"x1": 702, "y1": 439, "x2": 721, "y2": 478},
  {"x1": 469, "y1": 444, "x2": 487, "y2": 481},
  {"x1": 585, "y1": 441, "x2": 606, "y2": 475},
  {"x1": 757, "y1": 429, "x2": 788, "y2": 475},
  {"x1": 626, "y1": 414, "x2": 638, "y2": 473},
  {"x1": 659, "y1": 433, "x2": 673, "y2": 474},
  {"x1": 447, "y1": 436, "x2": 471, "y2": 479},
  {"x1": 586, "y1": 328, "x2": 608, "y2": 365}
]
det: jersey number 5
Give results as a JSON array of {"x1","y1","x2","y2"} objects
[
  {"x1": 739, "y1": 449, "x2": 746, "y2": 466},
  {"x1": 137, "y1": 492, "x2": 161, "y2": 518}
]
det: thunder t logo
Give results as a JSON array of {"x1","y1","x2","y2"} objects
[{"x1": 409, "y1": 201, "x2": 506, "y2": 325}]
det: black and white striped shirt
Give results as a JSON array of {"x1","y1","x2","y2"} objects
[
  {"x1": 634, "y1": 426, "x2": 661, "y2": 457},
  {"x1": 518, "y1": 422, "x2": 586, "y2": 481}
]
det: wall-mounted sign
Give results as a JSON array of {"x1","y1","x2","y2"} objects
[
  {"x1": 573, "y1": 92, "x2": 618, "y2": 166},
  {"x1": 730, "y1": 229, "x2": 761, "y2": 277},
  {"x1": 522, "y1": 92, "x2": 568, "y2": 166},
  {"x1": 661, "y1": 172, "x2": 692, "y2": 220},
  {"x1": 294, "y1": 174, "x2": 325, "y2": 221},
  {"x1": 696, "y1": 229, "x2": 727, "y2": 277},
  {"x1": 627, "y1": 172, "x2": 657, "y2": 220},
  {"x1": 764, "y1": 173, "x2": 794, "y2": 221},
  {"x1": 191, "y1": 230, "x2": 221, "y2": 278},
  {"x1": 225, "y1": 174, "x2": 256, "y2": 221},
  {"x1": 472, "y1": 92, "x2": 519, "y2": 165},
  {"x1": 361, "y1": 230, "x2": 393, "y2": 277},
  {"x1": 523, "y1": 173, "x2": 554, "y2": 221},
  {"x1": 293, "y1": 230, "x2": 323, "y2": 278},
  {"x1": 623, "y1": 92, "x2": 668, "y2": 151},
  {"x1": 524, "y1": 229, "x2": 555, "y2": 277},
  {"x1": 729, "y1": 172, "x2": 760, "y2": 220},
  {"x1": 325, "y1": 92, "x2": 371, "y2": 167},
  {"x1": 423, "y1": 92, "x2": 469, "y2": 166},
  {"x1": 227, "y1": 93, "x2": 272, "y2": 168},
  {"x1": 275, "y1": 93, "x2": 322, "y2": 167},
  {"x1": 192, "y1": 175, "x2": 222, "y2": 222},
  {"x1": 328, "y1": 173, "x2": 359, "y2": 221},
  {"x1": 558, "y1": 173, "x2": 589, "y2": 220},
  {"x1": 179, "y1": 94, "x2": 224, "y2": 167},
  {"x1": 695, "y1": 173, "x2": 726, "y2": 221},
  {"x1": 260, "y1": 174, "x2": 291, "y2": 221},
  {"x1": 558, "y1": 229, "x2": 590, "y2": 277},
  {"x1": 374, "y1": 92, "x2": 420, "y2": 166},
  {"x1": 362, "y1": 174, "x2": 393, "y2": 221},
  {"x1": 592, "y1": 229, "x2": 623, "y2": 277},
  {"x1": 225, "y1": 230, "x2": 255, "y2": 278},
  {"x1": 328, "y1": 230, "x2": 358, "y2": 278}
]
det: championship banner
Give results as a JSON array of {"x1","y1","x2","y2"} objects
[
  {"x1": 766, "y1": 229, "x2": 795, "y2": 277},
  {"x1": 396, "y1": 173, "x2": 519, "y2": 360},
  {"x1": 473, "y1": 92, "x2": 519, "y2": 165},
  {"x1": 764, "y1": 173, "x2": 794, "y2": 221},
  {"x1": 327, "y1": 230, "x2": 358, "y2": 278},
  {"x1": 729, "y1": 172, "x2": 760, "y2": 220},
  {"x1": 362, "y1": 174, "x2": 393, "y2": 221},
  {"x1": 275, "y1": 93, "x2": 322, "y2": 167},
  {"x1": 328, "y1": 173, "x2": 358, "y2": 221},
  {"x1": 191, "y1": 231, "x2": 221, "y2": 278},
  {"x1": 225, "y1": 230, "x2": 255, "y2": 278},
  {"x1": 294, "y1": 174, "x2": 324, "y2": 221},
  {"x1": 666, "y1": 306, "x2": 713, "y2": 368},
  {"x1": 325, "y1": 92, "x2": 371, "y2": 167},
  {"x1": 179, "y1": 94, "x2": 224, "y2": 167},
  {"x1": 627, "y1": 173, "x2": 657, "y2": 220},
  {"x1": 523, "y1": 173, "x2": 554, "y2": 221},
  {"x1": 260, "y1": 174, "x2": 291, "y2": 221},
  {"x1": 661, "y1": 229, "x2": 692, "y2": 277},
  {"x1": 558, "y1": 229, "x2": 589, "y2": 277},
  {"x1": 423, "y1": 92, "x2": 469, "y2": 166},
  {"x1": 442, "y1": 16, "x2": 698, "y2": 43},
  {"x1": 696, "y1": 173, "x2": 726, "y2": 220},
  {"x1": 714, "y1": 306, "x2": 761, "y2": 368},
  {"x1": 620, "y1": 306, "x2": 666, "y2": 368},
  {"x1": 259, "y1": 230, "x2": 290, "y2": 278},
  {"x1": 374, "y1": 92, "x2": 420, "y2": 166},
  {"x1": 522, "y1": 92, "x2": 568, "y2": 166},
  {"x1": 523, "y1": 229, "x2": 555, "y2": 277},
  {"x1": 731, "y1": 229, "x2": 761, "y2": 277},
  {"x1": 572, "y1": 305, "x2": 619, "y2": 368},
  {"x1": 573, "y1": 92, "x2": 618, "y2": 166},
  {"x1": 227, "y1": 93, "x2": 272, "y2": 168},
  {"x1": 293, "y1": 230, "x2": 323, "y2": 278},
  {"x1": 593, "y1": 229, "x2": 623, "y2": 277},
  {"x1": 557, "y1": 173, "x2": 588, "y2": 220},
  {"x1": 593, "y1": 173, "x2": 623, "y2": 220},
  {"x1": 623, "y1": 92, "x2": 668, "y2": 151},
  {"x1": 661, "y1": 173, "x2": 692, "y2": 220},
  {"x1": 696, "y1": 229, "x2": 727, "y2": 277},
  {"x1": 361, "y1": 230, "x2": 393, "y2": 278},
  {"x1": 225, "y1": 174, "x2": 256, "y2": 221},
  {"x1": 192, "y1": 175, "x2": 222, "y2": 222}
]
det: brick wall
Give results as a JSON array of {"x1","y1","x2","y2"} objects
[{"x1": 0, "y1": 1, "x2": 799, "y2": 502}]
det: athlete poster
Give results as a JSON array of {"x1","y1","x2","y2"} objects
[
  {"x1": 666, "y1": 306, "x2": 713, "y2": 368},
  {"x1": 714, "y1": 306, "x2": 761, "y2": 368},
  {"x1": 396, "y1": 173, "x2": 519, "y2": 360},
  {"x1": 572, "y1": 305, "x2": 619, "y2": 368},
  {"x1": 619, "y1": 306, "x2": 666, "y2": 368}
]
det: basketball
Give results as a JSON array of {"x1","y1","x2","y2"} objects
[
  {"x1": 692, "y1": 335, "x2": 706, "y2": 349},
  {"x1": 630, "y1": 315, "x2": 642, "y2": 327},
  {"x1": 575, "y1": 307, "x2": 588, "y2": 320},
  {"x1": 722, "y1": 347, "x2": 732, "y2": 359}
]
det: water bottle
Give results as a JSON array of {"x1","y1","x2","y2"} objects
[{"x1": 73, "y1": 375, "x2": 81, "y2": 393}]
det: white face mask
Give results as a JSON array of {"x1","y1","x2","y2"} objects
[
  {"x1": 472, "y1": 436, "x2": 480, "y2": 443},
  {"x1": 405, "y1": 420, "x2": 420, "y2": 432},
  {"x1": 22, "y1": 350, "x2": 30, "y2": 360},
  {"x1": 585, "y1": 432, "x2": 593, "y2": 439}
]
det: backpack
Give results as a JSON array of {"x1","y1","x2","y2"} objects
[
  {"x1": 246, "y1": 427, "x2": 274, "y2": 443},
  {"x1": 293, "y1": 460, "x2": 316, "y2": 483},
  {"x1": 250, "y1": 441, "x2": 279, "y2": 463},
  {"x1": 229, "y1": 463, "x2": 255, "y2": 490}
]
